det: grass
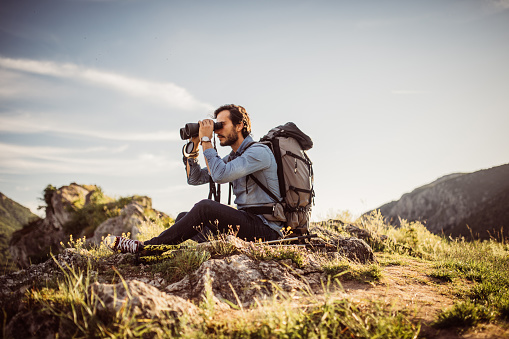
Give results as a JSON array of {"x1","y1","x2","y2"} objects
[
  {"x1": 358, "y1": 210, "x2": 509, "y2": 329},
  {"x1": 248, "y1": 243, "x2": 309, "y2": 268},
  {"x1": 6, "y1": 208, "x2": 509, "y2": 338},
  {"x1": 433, "y1": 300, "x2": 495, "y2": 328},
  {"x1": 148, "y1": 248, "x2": 211, "y2": 283},
  {"x1": 25, "y1": 256, "x2": 156, "y2": 338},
  {"x1": 194, "y1": 288, "x2": 420, "y2": 338},
  {"x1": 322, "y1": 258, "x2": 383, "y2": 283}
]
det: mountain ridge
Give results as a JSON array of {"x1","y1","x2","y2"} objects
[
  {"x1": 0, "y1": 192, "x2": 40, "y2": 270},
  {"x1": 372, "y1": 163, "x2": 509, "y2": 239}
]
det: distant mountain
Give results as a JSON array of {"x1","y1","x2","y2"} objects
[
  {"x1": 0, "y1": 192, "x2": 40, "y2": 270},
  {"x1": 372, "y1": 164, "x2": 509, "y2": 240}
]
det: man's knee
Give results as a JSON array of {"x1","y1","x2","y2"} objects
[
  {"x1": 175, "y1": 212, "x2": 187, "y2": 223},
  {"x1": 193, "y1": 199, "x2": 219, "y2": 212}
]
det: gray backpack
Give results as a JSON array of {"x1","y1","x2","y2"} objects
[{"x1": 241, "y1": 122, "x2": 314, "y2": 235}]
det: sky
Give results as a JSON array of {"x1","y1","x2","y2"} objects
[{"x1": 1, "y1": 0, "x2": 508, "y2": 221}]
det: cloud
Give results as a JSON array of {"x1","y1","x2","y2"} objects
[
  {"x1": 0, "y1": 112, "x2": 180, "y2": 141},
  {"x1": 485, "y1": 0, "x2": 509, "y2": 9},
  {"x1": 0, "y1": 56, "x2": 214, "y2": 112},
  {"x1": 0, "y1": 142, "x2": 180, "y2": 175},
  {"x1": 391, "y1": 90, "x2": 430, "y2": 95}
]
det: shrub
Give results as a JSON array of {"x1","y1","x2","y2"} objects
[
  {"x1": 248, "y1": 244, "x2": 308, "y2": 268},
  {"x1": 322, "y1": 258, "x2": 382, "y2": 283},
  {"x1": 148, "y1": 248, "x2": 211, "y2": 283},
  {"x1": 433, "y1": 301, "x2": 495, "y2": 328}
]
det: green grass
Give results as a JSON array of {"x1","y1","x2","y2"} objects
[
  {"x1": 358, "y1": 211, "x2": 509, "y2": 329},
  {"x1": 322, "y1": 258, "x2": 383, "y2": 283},
  {"x1": 8, "y1": 208, "x2": 509, "y2": 338},
  {"x1": 433, "y1": 300, "x2": 495, "y2": 328},
  {"x1": 195, "y1": 295, "x2": 420, "y2": 338},
  {"x1": 148, "y1": 247, "x2": 211, "y2": 283},
  {"x1": 248, "y1": 243, "x2": 309, "y2": 268}
]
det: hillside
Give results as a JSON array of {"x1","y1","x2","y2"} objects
[
  {"x1": 1, "y1": 212, "x2": 508, "y2": 338},
  {"x1": 0, "y1": 192, "x2": 39, "y2": 270},
  {"x1": 1, "y1": 184, "x2": 509, "y2": 337},
  {"x1": 373, "y1": 164, "x2": 509, "y2": 239}
]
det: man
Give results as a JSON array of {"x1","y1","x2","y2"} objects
[{"x1": 108, "y1": 104, "x2": 283, "y2": 253}]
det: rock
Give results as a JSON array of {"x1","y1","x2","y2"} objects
[
  {"x1": 89, "y1": 279, "x2": 200, "y2": 320},
  {"x1": 48, "y1": 183, "x2": 95, "y2": 227},
  {"x1": 9, "y1": 184, "x2": 98, "y2": 268},
  {"x1": 334, "y1": 237, "x2": 375, "y2": 263},
  {"x1": 5, "y1": 307, "x2": 61, "y2": 339},
  {"x1": 309, "y1": 224, "x2": 376, "y2": 263},
  {"x1": 165, "y1": 254, "x2": 314, "y2": 307},
  {"x1": 88, "y1": 202, "x2": 146, "y2": 244}
]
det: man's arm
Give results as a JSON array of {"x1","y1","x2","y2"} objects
[
  {"x1": 184, "y1": 135, "x2": 211, "y2": 185},
  {"x1": 198, "y1": 119, "x2": 215, "y2": 174},
  {"x1": 204, "y1": 144, "x2": 272, "y2": 184}
]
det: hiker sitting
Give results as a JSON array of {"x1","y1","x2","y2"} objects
[{"x1": 107, "y1": 104, "x2": 283, "y2": 253}]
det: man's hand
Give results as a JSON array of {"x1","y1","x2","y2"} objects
[
  {"x1": 189, "y1": 135, "x2": 200, "y2": 156},
  {"x1": 199, "y1": 119, "x2": 214, "y2": 141}
]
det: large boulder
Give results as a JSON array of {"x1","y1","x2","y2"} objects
[
  {"x1": 166, "y1": 253, "x2": 323, "y2": 307},
  {"x1": 9, "y1": 184, "x2": 97, "y2": 268},
  {"x1": 309, "y1": 223, "x2": 376, "y2": 263},
  {"x1": 90, "y1": 280, "x2": 200, "y2": 320},
  {"x1": 88, "y1": 202, "x2": 146, "y2": 244}
]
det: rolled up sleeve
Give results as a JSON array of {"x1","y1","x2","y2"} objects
[{"x1": 204, "y1": 145, "x2": 272, "y2": 184}]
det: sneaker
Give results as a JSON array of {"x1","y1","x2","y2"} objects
[{"x1": 104, "y1": 235, "x2": 143, "y2": 254}]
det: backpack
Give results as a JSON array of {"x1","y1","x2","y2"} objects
[{"x1": 239, "y1": 122, "x2": 314, "y2": 236}]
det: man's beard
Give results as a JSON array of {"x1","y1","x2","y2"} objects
[{"x1": 219, "y1": 130, "x2": 239, "y2": 147}]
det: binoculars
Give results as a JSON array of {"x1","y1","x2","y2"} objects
[{"x1": 179, "y1": 122, "x2": 224, "y2": 140}]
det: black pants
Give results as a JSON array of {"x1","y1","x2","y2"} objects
[{"x1": 144, "y1": 199, "x2": 280, "y2": 245}]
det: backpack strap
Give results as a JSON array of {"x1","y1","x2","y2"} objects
[
  {"x1": 227, "y1": 141, "x2": 257, "y2": 205},
  {"x1": 242, "y1": 140, "x2": 282, "y2": 204},
  {"x1": 247, "y1": 173, "x2": 281, "y2": 204}
]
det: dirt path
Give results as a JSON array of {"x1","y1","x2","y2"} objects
[
  {"x1": 340, "y1": 259, "x2": 454, "y2": 322},
  {"x1": 334, "y1": 256, "x2": 509, "y2": 338}
]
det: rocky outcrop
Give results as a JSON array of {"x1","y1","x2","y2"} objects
[
  {"x1": 166, "y1": 254, "x2": 322, "y2": 307},
  {"x1": 309, "y1": 223, "x2": 376, "y2": 263},
  {"x1": 9, "y1": 183, "x2": 96, "y2": 268},
  {"x1": 372, "y1": 164, "x2": 509, "y2": 239},
  {"x1": 8, "y1": 184, "x2": 152, "y2": 268},
  {"x1": 0, "y1": 226, "x2": 378, "y2": 338},
  {"x1": 88, "y1": 202, "x2": 146, "y2": 244},
  {"x1": 90, "y1": 280, "x2": 200, "y2": 319}
]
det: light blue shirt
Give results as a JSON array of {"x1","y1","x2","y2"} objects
[{"x1": 186, "y1": 136, "x2": 283, "y2": 234}]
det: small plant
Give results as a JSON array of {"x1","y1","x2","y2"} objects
[
  {"x1": 137, "y1": 219, "x2": 166, "y2": 242},
  {"x1": 433, "y1": 300, "x2": 495, "y2": 328},
  {"x1": 248, "y1": 243, "x2": 308, "y2": 268},
  {"x1": 322, "y1": 257, "x2": 383, "y2": 283},
  {"x1": 429, "y1": 268, "x2": 456, "y2": 282},
  {"x1": 200, "y1": 269, "x2": 216, "y2": 320},
  {"x1": 148, "y1": 247, "x2": 211, "y2": 283},
  {"x1": 206, "y1": 235, "x2": 240, "y2": 257},
  {"x1": 499, "y1": 296, "x2": 509, "y2": 319}
]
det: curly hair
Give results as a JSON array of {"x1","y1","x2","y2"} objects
[{"x1": 213, "y1": 104, "x2": 251, "y2": 138}]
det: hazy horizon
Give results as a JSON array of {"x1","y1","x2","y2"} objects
[{"x1": 1, "y1": 0, "x2": 508, "y2": 220}]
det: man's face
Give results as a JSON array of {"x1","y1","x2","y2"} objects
[{"x1": 215, "y1": 110, "x2": 240, "y2": 147}]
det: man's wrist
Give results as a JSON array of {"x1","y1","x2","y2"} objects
[{"x1": 200, "y1": 136, "x2": 211, "y2": 145}]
